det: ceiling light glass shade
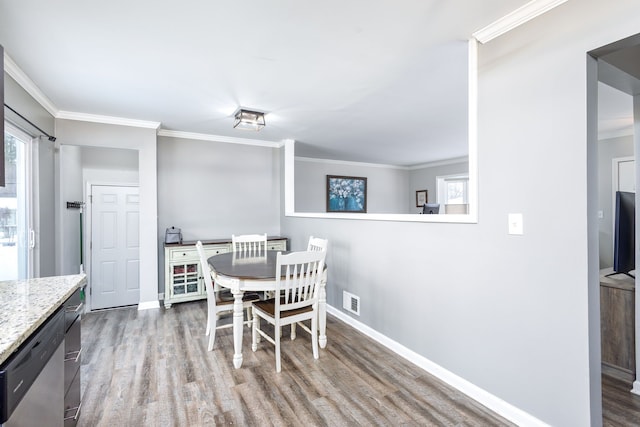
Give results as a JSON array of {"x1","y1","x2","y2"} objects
[{"x1": 233, "y1": 109, "x2": 265, "y2": 131}]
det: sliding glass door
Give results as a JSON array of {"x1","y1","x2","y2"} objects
[{"x1": 0, "y1": 123, "x2": 33, "y2": 280}]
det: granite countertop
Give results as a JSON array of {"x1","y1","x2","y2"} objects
[{"x1": 0, "y1": 274, "x2": 87, "y2": 365}]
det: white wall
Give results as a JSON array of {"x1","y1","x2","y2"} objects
[{"x1": 283, "y1": 2, "x2": 640, "y2": 425}]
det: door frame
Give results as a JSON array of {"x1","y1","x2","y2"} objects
[
  {"x1": 84, "y1": 181, "x2": 139, "y2": 312},
  {"x1": 588, "y1": 33, "x2": 640, "y2": 420},
  {"x1": 3, "y1": 121, "x2": 35, "y2": 279}
]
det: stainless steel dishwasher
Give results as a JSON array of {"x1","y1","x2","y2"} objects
[{"x1": 0, "y1": 308, "x2": 65, "y2": 427}]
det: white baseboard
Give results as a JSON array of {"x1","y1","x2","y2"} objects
[
  {"x1": 326, "y1": 305, "x2": 548, "y2": 427},
  {"x1": 138, "y1": 300, "x2": 161, "y2": 311},
  {"x1": 631, "y1": 380, "x2": 640, "y2": 395}
]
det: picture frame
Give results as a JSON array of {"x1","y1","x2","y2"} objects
[
  {"x1": 326, "y1": 175, "x2": 367, "y2": 213},
  {"x1": 415, "y1": 190, "x2": 428, "y2": 207}
]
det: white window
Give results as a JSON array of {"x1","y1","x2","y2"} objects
[
  {"x1": 436, "y1": 174, "x2": 469, "y2": 206},
  {"x1": 1, "y1": 122, "x2": 34, "y2": 280}
]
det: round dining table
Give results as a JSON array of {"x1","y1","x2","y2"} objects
[{"x1": 208, "y1": 251, "x2": 328, "y2": 369}]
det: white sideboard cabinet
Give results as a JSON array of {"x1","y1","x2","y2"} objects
[{"x1": 163, "y1": 236, "x2": 288, "y2": 308}]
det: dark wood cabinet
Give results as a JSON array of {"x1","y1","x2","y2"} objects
[
  {"x1": 63, "y1": 287, "x2": 83, "y2": 426},
  {"x1": 600, "y1": 274, "x2": 635, "y2": 381},
  {"x1": 163, "y1": 236, "x2": 288, "y2": 308}
]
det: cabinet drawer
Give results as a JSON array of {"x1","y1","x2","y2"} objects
[
  {"x1": 64, "y1": 317, "x2": 81, "y2": 394},
  {"x1": 64, "y1": 288, "x2": 82, "y2": 332},
  {"x1": 64, "y1": 369, "x2": 81, "y2": 427},
  {"x1": 170, "y1": 249, "x2": 198, "y2": 260},
  {"x1": 268, "y1": 240, "x2": 287, "y2": 251},
  {"x1": 204, "y1": 246, "x2": 230, "y2": 257}
]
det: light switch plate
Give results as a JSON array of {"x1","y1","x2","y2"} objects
[{"x1": 508, "y1": 213, "x2": 524, "y2": 235}]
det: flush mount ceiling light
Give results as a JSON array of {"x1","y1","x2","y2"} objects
[{"x1": 233, "y1": 109, "x2": 265, "y2": 131}]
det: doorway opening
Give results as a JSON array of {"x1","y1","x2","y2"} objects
[
  {"x1": 589, "y1": 32, "x2": 640, "y2": 424},
  {"x1": 58, "y1": 144, "x2": 140, "y2": 311}
]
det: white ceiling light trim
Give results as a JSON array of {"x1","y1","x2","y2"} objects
[
  {"x1": 472, "y1": 0, "x2": 569, "y2": 44},
  {"x1": 4, "y1": 52, "x2": 59, "y2": 117},
  {"x1": 56, "y1": 111, "x2": 160, "y2": 129},
  {"x1": 158, "y1": 129, "x2": 283, "y2": 148}
]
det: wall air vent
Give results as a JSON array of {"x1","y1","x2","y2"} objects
[{"x1": 343, "y1": 291, "x2": 360, "y2": 316}]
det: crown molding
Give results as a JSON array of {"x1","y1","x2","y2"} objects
[
  {"x1": 295, "y1": 155, "x2": 469, "y2": 170},
  {"x1": 3, "y1": 52, "x2": 59, "y2": 117},
  {"x1": 56, "y1": 110, "x2": 160, "y2": 129},
  {"x1": 296, "y1": 156, "x2": 408, "y2": 170},
  {"x1": 472, "y1": 0, "x2": 568, "y2": 44},
  {"x1": 157, "y1": 129, "x2": 283, "y2": 148},
  {"x1": 408, "y1": 156, "x2": 469, "y2": 170}
]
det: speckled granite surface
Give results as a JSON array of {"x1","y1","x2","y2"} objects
[{"x1": 0, "y1": 274, "x2": 86, "y2": 365}]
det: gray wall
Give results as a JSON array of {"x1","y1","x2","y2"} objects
[
  {"x1": 409, "y1": 160, "x2": 468, "y2": 212},
  {"x1": 157, "y1": 136, "x2": 281, "y2": 293},
  {"x1": 58, "y1": 145, "x2": 83, "y2": 275},
  {"x1": 598, "y1": 135, "x2": 634, "y2": 268},
  {"x1": 282, "y1": 2, "x2": 640, "y2": 425},
  {"x1": 294, "y1": 157, "x2": 468, "y2": 214},
  {"x1": 294, "y1": 157, "x2": 409, "y2": 213},
  {"x1": 55, "y1": 119, "x2": 159, "y2": 306},
  {"x1": 3, "y1": 72, "x2": 56, "y2": 277},
  {"x1": 36, "y1": 134, "x2": 56, "y2": 276}
]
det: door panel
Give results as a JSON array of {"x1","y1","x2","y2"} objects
[{"x1": 91, "y1": 185, "x2": 139, "y2": 309}]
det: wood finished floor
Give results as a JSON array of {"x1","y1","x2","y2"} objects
[
  {"x1": 603, "y1": 374, "x2": 640, "y2": 426},
  {"x1": 78, "y1": 300, "x2": 516, "y2": 427}
]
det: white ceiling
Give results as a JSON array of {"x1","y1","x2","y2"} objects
[{"x1": 2, "y1": 1, "x2": 627, "y2": 165}]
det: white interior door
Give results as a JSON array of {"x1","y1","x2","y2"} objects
[{"x1": 91, "y1": 185, "x2": 140, "y2": 309}]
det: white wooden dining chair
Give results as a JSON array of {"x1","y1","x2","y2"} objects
[
  {"x1": 307, "y1": 236, "x2": 328, "y2": 252},
  {"x1": 233, "y1": 233, "x2": 268, "y2": 297},
  {"x1": 289, "y1": 235, "x2": 329, "y2": 340},
  {"x1": 251, "y1": 250, "x2": 326, "y2": 372},
  {"x1": 231, "y1": 233, "x2": 267, "y2": 256},
  {"x1": 196, "y1": 241, "x2": 259, "y2": 351}
]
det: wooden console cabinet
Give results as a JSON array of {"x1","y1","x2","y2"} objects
[
  {"x1": 163, "y1": 236, "x2": 287, "y2": 308},
  {"x1": 600, "y1": 272, "x2": 635, "y2": 381}
]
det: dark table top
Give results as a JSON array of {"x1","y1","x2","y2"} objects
[
  {"x1": 165, "y1": 236, "x2": 287, "y2": 248},
  {"x1": 208, "y1": 251, "x2": 283, "y2": 280}
]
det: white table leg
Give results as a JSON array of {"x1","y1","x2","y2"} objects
[
  {"x1": 231, "y1": 287, "x2": 245, "y2": 369},
  {"x1": 319, "y1": 277, "x2": 327, "y2": 348}
]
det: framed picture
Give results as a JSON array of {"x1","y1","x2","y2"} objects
[
  {"x1": 416, "y1": 190, "x2": 428, "y2": 207},
  {"x1": 326, "y1": 175, "x2": 367, "y2": 213}
]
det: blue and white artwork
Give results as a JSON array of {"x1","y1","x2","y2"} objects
[{"x1": 326, "y1": 175, "x2": 367, "y2": 213}]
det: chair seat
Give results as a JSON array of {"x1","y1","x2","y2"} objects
[
  {"x1": 217, "y1": 291, "x2": 261, "y2": 305},
  {"x1": 253, "y1": 298, "x2": 313, "y2": 318}
]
